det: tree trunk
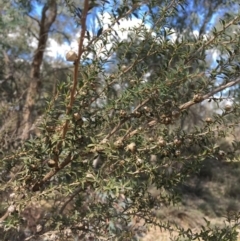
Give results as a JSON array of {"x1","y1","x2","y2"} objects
[{"x1": 20, "y1": 0, "x2": 57, "y2": 140}]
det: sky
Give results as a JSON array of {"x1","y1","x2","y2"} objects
[
  {"x1": 40, "y1": 3, "x2": 222, "y2": 68},
  {"x1": 5, "y1": 0, "x2": 237, "y2": 105},
  {"x1": 42, "y1": 2, "x2": 151, "y2": 64},
  {"x1": 46, "y1": 11, "x2": 144, "y2": 61},
  {"x1": 24, "y1": 0, "x2": 236, "y2": 76}
]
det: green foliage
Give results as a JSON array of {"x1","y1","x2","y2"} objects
[{"x1": 1, "y1": 0, "x2": 240, "y2": 240}]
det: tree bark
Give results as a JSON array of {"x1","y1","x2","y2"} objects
[{"x1": 21, "y1": 0, "x2": 57, "y2": 140}]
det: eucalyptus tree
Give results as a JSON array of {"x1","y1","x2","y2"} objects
[
  {"x1": 167, "y1": 0, "x2": 236, "y2": 33},
  {"x1": 1, "y1": 0, "x2": 240, "y2": 241},
  {"x1": 0, "y1": 0, "x2": 79, "y2": 150}
]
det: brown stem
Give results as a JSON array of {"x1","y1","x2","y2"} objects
[
  {"x1": 180, "y1": 78, "x2": 240, "y2": 110},
  {"x1": 59, "y1": 186, "x2": 83, "y2": 214},
  {"x1": 61, "y1": 0, "x2": 89, "y2": 140}
]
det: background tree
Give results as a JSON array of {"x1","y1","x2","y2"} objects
[
  {"x1": 0, "y1": 0, "x2": 78, "y2": 148},
  {"x1": 1, "y1": 0, "x2": 240, "y2": 240}
]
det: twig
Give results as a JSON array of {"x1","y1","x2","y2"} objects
[
  {"x1": 180, "y1": 78, "x2": 240, "y2": 110},
  {"x1": 186, "y1": 16, "x2": 240, "y2": 65},
  {"x1": 62, "y1": 0, "x2": 89, "y2": 139},
  {"x1": 59, "y1": 186, "x2": 83, "y2": 214},
  {"x1": 0, "y1": 211, "x2": 9, "y2": 222},
  {"x1": 104, "y1": 98, "x2": 151, "y2": 140}
]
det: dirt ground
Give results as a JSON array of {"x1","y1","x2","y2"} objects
[{"x1": 142, "y1": 206, "x2": 240, "y2": 241}]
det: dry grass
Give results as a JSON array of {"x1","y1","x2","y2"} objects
[{"x1": 142, "y1": 205, "x2": 240, "y2": 240}]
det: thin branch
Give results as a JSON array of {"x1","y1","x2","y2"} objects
[
  {"x1": 59, "y1": 186, "x2": 83, "y2": 214},
  {"x1": 180, "y1": 78, "x2": 240, "y2": 110},
  {"x1": 61, "y1": 0, "x2": 89, "y2": 139},
  {"x1": 0, "y1": 211, "x2": 9, "y2": 223},
  {"x1": 104, "y1": 98, "x2": 151, "y2": 140},
  {"x1": 186, "y1": 16, "x2": 240, "y2": 65}
]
